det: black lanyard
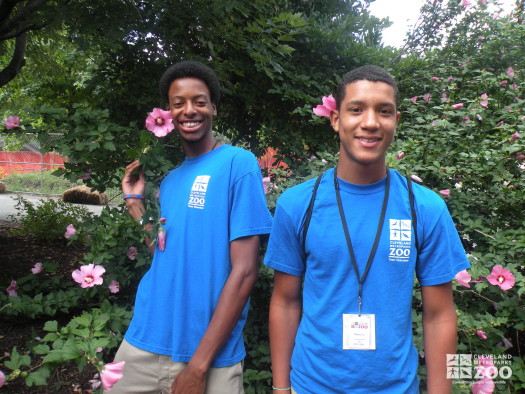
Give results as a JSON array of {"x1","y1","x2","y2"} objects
[{"x1": 334, "y1": 167, "x2": 390, "y2": 315}]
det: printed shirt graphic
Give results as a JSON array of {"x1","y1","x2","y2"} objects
[
  {"x1": 389, "y1": 218, "x2": 412, "y2": 262},
  {"x1": 188, "y1": 175, "x2": 211, "y2": 209}
]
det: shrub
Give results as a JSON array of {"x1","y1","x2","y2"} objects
[{"x1": 9, "y1": 196, "x2": 91, "y2": 241}]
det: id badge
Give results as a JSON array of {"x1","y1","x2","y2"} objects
[{"x1": 342, "y1": 314, "x2": 376, "y2": 350}]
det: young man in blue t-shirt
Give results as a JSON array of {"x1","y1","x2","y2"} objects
[
  {"x1": 265, "y1": 66, "x2": 469, "y2": 393},
  {"x1": 112, "y1": 61, "x2": 272, "y2": 393}
]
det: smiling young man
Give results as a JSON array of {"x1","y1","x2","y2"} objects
[
  {"x1": 265, "y1": 65, "x2": 469, "y2": 393},
  {"x1": 110, "y1": 61, "x2": 273, "y2": 394}
]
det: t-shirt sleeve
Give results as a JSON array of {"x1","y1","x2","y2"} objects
[
  {"x1": 264, "y1": 194, "x2": 305, "y2": 277},
  {"x1": 229, "y1": 153, "x2": 273, "y2": 242},
  {"x1": 416, "y1": 200, "x2": 470, "y2": 286}
]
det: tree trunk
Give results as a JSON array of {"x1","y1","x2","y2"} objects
[{"x1": 0, "y1": 32, "x2": 26, "y2": 87}]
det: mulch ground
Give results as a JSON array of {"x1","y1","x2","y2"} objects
[{"x1": 0, "y1": 221, "x2": 97, "y2": 393}]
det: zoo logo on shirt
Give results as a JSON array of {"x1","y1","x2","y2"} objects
[
  {"x1": 388, "y1": 219, "x2": 412, "y2": 262},
  {"x1": 188, "y1": 175, "x2": 211, "y2": 209}
]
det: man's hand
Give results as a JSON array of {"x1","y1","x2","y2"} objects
[
  {"x1": 170, "y1": 365, "x2": 207, "y2": 394},
  {"x1": 122, "y1": 160, "x2": 145, "y2": 196}
]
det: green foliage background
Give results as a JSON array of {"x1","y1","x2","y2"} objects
[{"x1": 1, "y1": 0, "x2": 524, "y2": 392}]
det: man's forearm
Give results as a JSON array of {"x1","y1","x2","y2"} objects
[
  {"x1": 188, "y1": 264, "x2": 258, "y2": 373},
  {"x1": 423, "y1": 307, "x2": 457, "y2": 393},
  {"x1": 269, "y1": 298, "x2": 301, "y2": 392}
]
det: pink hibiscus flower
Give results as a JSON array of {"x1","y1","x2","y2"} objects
[
  {"x1": 423, "y1": 93, "x2": 431, "y2": 101},
  {"x1": 31, "y1": 262, "x2": 43, "y2": 274},
  {"x1": 472, "y1": 377, "x2": 495, "y2": 394},
  {"x1": 64, "y1": 224, "x2": 76, "y2": 239},
  {"x1": 410, "y1": 175, "x2": 423, "y2": 183},
  {"x1": 461, "y1": 0, "x2": 471, "y2": 6},
  {"x1": 432, "y1": 76, "x2": 439, "y2": 81},
  {"x1": 452, "y1": 103, "x2": 464, "y2": 109},
  {"x1": 486, "y1": 265, "x2": 515, "y2": 290},
  {"x1": 0, "y1": 369, "x2": 5, "y2": 388},
  {"x1": 313, "y1": 94, "x2": 336, "y2": 117},
  {"x1": 262, "y1": 176, "x2": 276, "y2": 194},
  {"x1": 6, "y1": 280, "x2": 17, "y2": 296},
  {"x1": 109, "y1": 280, "x2": 120, "y2": 294},
  {"x1": 145, "y1": 108, "x2": 174, "y2": 137},
  {"x1": 506, "y1": 67, "x2": 515, "y2": 78},
  {"x1": 126, "y1": 246, "x2": 138, "y2": 260},
  {"x1": 455, "y1": 270, "x2": 471, "y2": 287},
  {"x1": 509, "y1": 132, "x2": 519, "y2": 142},
  {"x1": 72, "y1": 264, "x2": 106, "y2": 288},
  {"x1": 410, "y1": 96, "x2": 418, "y2": 103},
  {"x1": 100, "y1": 361, "x2": 125, "y2": 391},
  {"x1": 440, "y1": 189, "x2": 451, "y2": 198},
  {"x1": 4, "y1": 116, "x2": 20, "y2": 130},
  {"x1": 476, "y1": 355, "x2": 496, "y2": 378},
  {"x1": 396, "y1": 152, "x2": 405, "y2": 160}
]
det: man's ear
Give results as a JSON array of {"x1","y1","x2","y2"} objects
[
  {"x1": 212, "y1": 104, "x2": 217, "y2": 116},
  {"x1": 330, "y1": 109, "x2": 339, "y2": 133}
]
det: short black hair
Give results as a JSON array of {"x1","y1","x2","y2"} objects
[
  {"x1": 335, "y1": 65, "x2": 399, "y2": 110},
  {"x1": 159, "y1": 61, "x2": 221, "y2": 108}
]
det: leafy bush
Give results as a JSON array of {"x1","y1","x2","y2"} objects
[{"x1": 9, "y1": 196, "x2": 91, "y2": 241}]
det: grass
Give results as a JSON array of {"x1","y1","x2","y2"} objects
[
  {"x1": 0, "y1": 171, "x2": 120, "y2": 200},
  {"x1": 1, "y1": 171, "x2": 81, "y2": 195}
]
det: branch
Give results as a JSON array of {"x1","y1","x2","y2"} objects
[
  {"x1": 0, "y1": 21, "x2": 46, "y2": 40},
  {"x1": 0, "y1": 32, "x2": 27, "y2": 88},
  {"x1": 0, "y1": 0, "x2": 49, "y2": 37}
]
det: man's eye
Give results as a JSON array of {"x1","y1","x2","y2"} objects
[{"x1": 196, "y1": 101, "x2": 207, "y2": 106}]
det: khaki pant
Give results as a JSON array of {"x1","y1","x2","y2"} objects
[{"x1": 107, "y1": 339, "x2": 245, "y2": 394}]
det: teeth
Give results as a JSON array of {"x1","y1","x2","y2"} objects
[
  {"x1": 359, "y1": 138, "x2": 377, "y2": 142},
  {"x1": 182, "y1": 121, "x2": 200, "y2": 127}
]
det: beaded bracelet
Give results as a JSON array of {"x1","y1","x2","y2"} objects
[
  {"x1": 272, "y1": 386, "x2": 291, "y2": 391},
  {"x1": 123, "y1": 194, "x2": 144, "y2": 200}
]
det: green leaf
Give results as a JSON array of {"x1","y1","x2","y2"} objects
[{"x1": 43, "y1": 320, "x2": 58, "y2": 332}]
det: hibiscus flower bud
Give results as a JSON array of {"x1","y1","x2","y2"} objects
[
  {"x1": 476, "y1": 330, "x2": 487, "y2": 340},
  {"x1": 6, "y1": 280, "x2": 17, "y2": 296},
  {"x1": 100, "y1": 361, "x2": 125, "y2": 391},
  {"x1": 158, "y1": 228, "x2": 166, "y2": 251}
]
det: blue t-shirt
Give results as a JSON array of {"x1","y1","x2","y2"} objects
[
  {"x1": 264, "y1": 168, "x2": 469, "y2": 393},
  {"x1": 125, "y1": 145, "x2": 273, "y2": 367}
]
